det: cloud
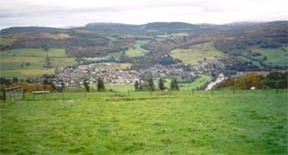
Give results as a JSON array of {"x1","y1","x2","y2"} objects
[{"x1": 0, "y1": 0, "x2": 287, "y2": 29}]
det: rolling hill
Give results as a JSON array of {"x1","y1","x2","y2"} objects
[{"x1": 0, "y1": 21, "x2": 287, "y2": 79}]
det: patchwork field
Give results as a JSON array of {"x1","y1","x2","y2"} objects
[
  {"x1": 0, "y1": 48, "x2": 76, "y2": 78},
  {"x1": 170, "y1": 42, "x2": 225, "y2": 65},
  {"x1": 1, "y1": 90, "x2": 287, "y2": 155}
]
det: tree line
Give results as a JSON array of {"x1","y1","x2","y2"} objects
[
  {"x1": 134, "y1": 78, "x2": 179, "y2": 91},
  {"x1": 218, "y1": 71, "x2": 288, "y2": 89},
  {"x1": 83, "y1": 77, "x2": 105, "y2": 92}
]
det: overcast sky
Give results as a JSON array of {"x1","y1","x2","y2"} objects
[{"x1": 0, "y1": 0, "x2": 287, "y2": 29}]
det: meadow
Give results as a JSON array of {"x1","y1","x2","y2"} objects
[
  {"x1": 251, "y1": 47, "x2": 288, "y2": 67},
  {"x1": 170, "y1": 42, "x2": 225, "y2": 65},
  {"x1": 0, "y1": 48, "x2": 76, "y2": 79},
  {"x1": 0, "y1": 90, "x2": 287, "y2": 155},
  {"x1": 124, "y1": 40, "x2": 150, "y2": 58}
]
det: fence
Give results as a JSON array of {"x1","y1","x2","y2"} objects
[
  {"x1": 15, "y1": 89, "x2": 286, "y2": 101},
  {"x1": 2, "y1": 86, "x2": 24, "y2": 101}
]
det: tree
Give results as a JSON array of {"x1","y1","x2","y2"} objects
[
  {"x1": 134, "y1": 81, "x2": 139, "y2": 91},
  {"x1": 12, "y1": 77, "x2": 18, "y2": 83},
  {"x1": 264, "y1": 71, "x2": 288, "y2": 89},
  {"x1": 148, "y1": 78, "x2": 155, "y2": 91},
  {"x1": 170, "y1": 79, "x2": 179, "y2": 91},
  {"x1": 236, "y1": 73, "x2": 263, "y2": 89},
  {"x1": 83, "y1": 80, "x2": 90, "y2": 92},
  {"x1": 42, "y1": 78, "x2": 49, "y2": 85},
  {"x1": 42, "y1": 44, "x2": 49, "y2": 51},
  {"x1": 97, "y1": 77, "x2": 105, "y2": 91},
  {"x1": 159, "y1": 78, "x2": 165, "y2": 90},
  {"x1": 44, "y1": 56, "x2": 53, "y2": 68}
]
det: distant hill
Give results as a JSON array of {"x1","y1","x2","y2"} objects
[
  {"x1": 0, "y1": 21, "x2": 287, "y2": 73},
  {"x1": 0, "y1": 26, "x2": 67, "y2": 35},
  {"x1": 84, "y1": 22, "x2": 216, "y2": 34}
]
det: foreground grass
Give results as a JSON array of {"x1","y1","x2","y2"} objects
[{"x1": 0, "y1": 90, "x2": 287, "y2": 155}]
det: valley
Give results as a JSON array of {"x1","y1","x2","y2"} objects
[{"x1": 0, "y1": 21, "x2": 287, "y2": 90}]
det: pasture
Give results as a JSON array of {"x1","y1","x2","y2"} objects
[
  {"x1": 125, "y1": 40, "x2": 149, "y2": 57},
  {"x1": 251, "y1": 47, "x2": 288, "y2": 67},
  {"x1": 170, "y1": 42, "x2": 225, "y2": 65},
  {"x1": 0, "y1": 90, "x2": 287, "y2": 155},
  {"x1": 179, "y1": 75, "x2": 212, "y2": 90},
  {"x1": 0, "y1": 48, "x2": 76, "y2": 78}
]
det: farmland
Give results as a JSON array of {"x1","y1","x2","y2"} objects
[
  {"x1": 124, "y1": 40, "x2": 150, "y2": 57},
  {"x1": 251, "y1": 47, "x2": 288, "y2": 67},
  {"x1": 170, "y1": 42, "x2": 225, "y2": 65},
  {"x1": 0, "y1": 48, "x2": 76, "y2": 78},
  {"x1": 1, "y1": 90, "x2": 287, "y2": 155},
  {"x1": 179, "y1": 75, "x2": 212, "y2": 90}
]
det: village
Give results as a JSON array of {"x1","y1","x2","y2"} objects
[{"x1": 55, "y1": 58, "x2": 225, "y2": 88}]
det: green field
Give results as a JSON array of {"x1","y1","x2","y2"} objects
[
  {"x1": 1, "y1": 90, "x2": 287, "y2": 155},
  {"x1": 0, "y1": 48, "x2": 76, "y2": 78},
  {"x1": 179, "y1": 75, "x2": 212, "y2": 90},
  {"x1": 125, "y1": 40, "x2": 149, "y2": 57},
  {"x1": 105, "y1": 51, "x2": 123, "y2": 60},
  {"x1": 251, "y1": 47, "x2": 288, "y2": 67},
  {"x1": 170, "y1": 42, "x2": 225, "y2": 65}
]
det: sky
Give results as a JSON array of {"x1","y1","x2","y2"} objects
[{"x1": 0, "y1": 0, "x2": 287, "y2": 29}]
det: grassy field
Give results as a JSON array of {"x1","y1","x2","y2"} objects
[
  {"x1": 170, "y1": 42, "x2": 225, "y2": 65},
  {"x1": 0, "y1": 48, "x2": 76, "y2": 78},
  {"x1": 1, "y1": 90, "x2": 287, "y2": 155},
  {"x1": 105, "y1": 51, "x2": 123, "y2": 60},
  {"x1": 125, "y1": 40, "x2": 149, "y2": 57},
  {"x1": 251, "y1": 47, "x2": 288, "y2": 67},
  {"x1": 179, "y1": 75, "x2": 212, "y2": 90}
]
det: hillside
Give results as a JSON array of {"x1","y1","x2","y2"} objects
[
  {"x1": 1, "y1": 90, "x2": 287, "y2": 154},
  {"x1": 0, "y1": 21, "x2": 287, "y2": 85}
]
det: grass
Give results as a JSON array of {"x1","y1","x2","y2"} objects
[
  {"x1": 170, "y1": 42, "x2": 225, "y2": 65},
  {"x1": 1, "y1": 90, "x2": 287, "y2": 154},
  {"x1": 179, "y1": 75, "x2": 212, "y2": 90},
  {"x1": 251, "y1": 47, "x2": 288, "y2": 67},
  {"x1": 88, "y1": 84, "x2": 134, "y2": 92},
  {"x1": 105, "y1": 51, "x2": 123, "y2": 60},
  {"x1": 0, "y1": 48, "x2": 76, "y2": 78},
  {"x1": 125, "y1": 40, "x2": 149, "y2": 57},
  {"x1": 0, "y1": 48, "x2": 68, "y2": 57},
  {"x1": 106, "y1": 84, "x2": 134, "y2": 92}
]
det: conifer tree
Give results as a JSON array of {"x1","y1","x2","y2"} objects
[
  {"x1": 134, "y1": 81, "x2": 139, "y2": 91},
  {"x1": 148, "y1": 78, "x2": 155, "y2": 91},
  {"x1": 159, "y1": 78, "x2": 165, "y2": 90},
  {"x1": 97, "y1": 77, "x2": 105, "y2": 91}
]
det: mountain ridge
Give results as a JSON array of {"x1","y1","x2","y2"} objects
[{"x1": 2, "y1": 20, "x2": 287, "y2": 35}]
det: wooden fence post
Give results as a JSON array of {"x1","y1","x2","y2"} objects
[
  {"x1": 22, "y1": 88, "x2": 25, "y2": 100},
  {"x1": 2, "y1": 88, "x2": 6, "y2": 101}
]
